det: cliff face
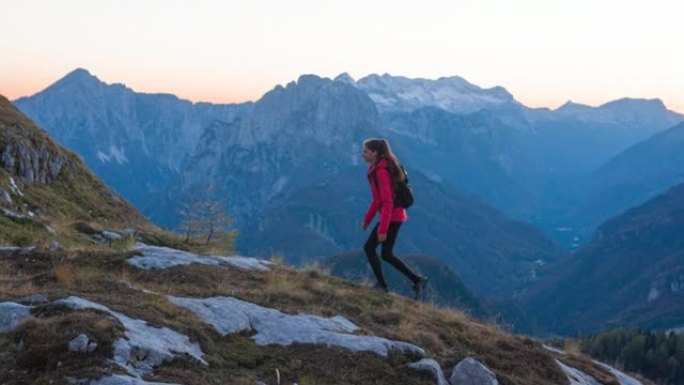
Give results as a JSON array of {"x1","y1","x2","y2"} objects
[
  {"x1": 0, "y1": 94, "x2": 153, "y2": 246},
  {"x1": 0, "y1": 95, "x2": 73, "y2": 184},
  {"x1": 13, "y1": 68, "x2": 252, "y2": 207}
]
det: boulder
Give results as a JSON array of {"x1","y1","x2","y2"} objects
[
  {"x1": 449, "y1": 357, "x2": 499, "y2": 385},
  {"x1": 409, "y1": 358, "x2": 448, "y2": 385},
  {"x1": 85, "y1": 374, "x2": 180, "y2": 385},
  {"x1": 129, "y1": 244, "x2": 271, "y2": 272},
  {"x1": 91, "y1": 234, "x2": 105, "y2": 242},
  {"x1": 0, "y1": 302, "x2": 32, "y2": 333},
  {"x1": 101, "y1": 231, "x2": 122, "y2": 241},
  {"x1": 55, "y1": 296, "x2": 206, "y2": 376},
  {"x1": 120, "y1": 228, "x2": 138, "y2": 238},
  {"x1": 49, "y1": 241, "x2": 62, "y2": 251},
  {"x1": 169, "y1": 295, "x2": 425, "y2": 358},
  {"x1": 15, "y1": 294, "x2": 48, "y2": 305},
  {"x1": 68, "y1": 334, "x2": 98, "y2": 353},
  {"x1": 556, "y1": 360, "x2": 602, "y2": 385},
  {"x1": 0, "y1": 187, "x2": 11, "y2": 205}
]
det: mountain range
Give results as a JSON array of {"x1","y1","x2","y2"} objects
[
  {"x1": 0, "y1": 94, "x2": 151, "y2": 247},
  {"x1": 12, "y1": 68, "x2": 684, "y2": 318},
  {"x1": 521, "y1": 181, "x2": 684, "y2": 335},
  {"x1": 15, "y1": 70, "x2": 684, "y2": 251},
  {"x1": 0, "y1": 95, "x2": 654, "y2": 385},
  {"x1": 14, "y1": 68, "x2": 251, "y2": 209}
]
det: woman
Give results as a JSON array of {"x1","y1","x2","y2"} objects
[{"x1": 361, "y1": 138, "x2": 427, "y2": 298}]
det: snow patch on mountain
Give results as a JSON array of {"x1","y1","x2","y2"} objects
[
  {"x1": 97, "y1": 145, "x2": 129, "y2": 164},
  {"x1": 352, "y1": 73, "x2": 516, "y2": 114}
]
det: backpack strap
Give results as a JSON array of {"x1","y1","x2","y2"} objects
[
  {"x1": 399, "y1": 165, "x2": 409, "y2": 182},
  {"x1": 373, "y1": 166, "x2": 408, "y2": 189}
]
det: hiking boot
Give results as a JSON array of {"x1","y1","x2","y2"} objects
[
  {"x1": 373, "y1": 282, "x2": 389, "y2": 293},
  {"x1": 412, "y1": 276, "x2": 428, "y2": 299}
]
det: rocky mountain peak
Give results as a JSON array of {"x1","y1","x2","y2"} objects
[
  {"x1": 41, "y1": 68, "x2": 111, "y2": 95},
  {"x1": 333, "y1": 72, "x2": 356, "y2": 84},
  {"x1": 354, "y1": 73, "x2": 517, "y2": 114},
  {"x1": 599, "y1": 97, "x2": 667, "y2": 112},
  {"x1": 598, "y1": 98, "x2": 683, "y2": 125},
  {"x1": 553, "y1": 97, "x2": 682, "y2": 125},
  {"x1": 243, "y1": 74, "x2": 380, "y2": 147}
]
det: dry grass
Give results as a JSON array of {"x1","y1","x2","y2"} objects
[
  {"x1": 558, "y1": 354, "x2": 621, "y2": 385},
  {"x1": 128, "y1": 262, "x2": 569, "y2": 385},
  {"x1": 3, "y1": 309, "x2": 126, "y2": 385},
  {"x1": 0, "y1": 245, "x2": 592, "y2": 385},
  {"x1": 53, "y1": 265, "x2": 75, "y2": 287},
  {"x1": 563, "y1": 338, "x2": 582, "y2": 355}
]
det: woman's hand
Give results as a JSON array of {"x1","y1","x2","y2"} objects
[
  {"x1": 377, "y1": 233, "x2": 387, "y2": 243},
  {"x1": 361, "y1": 221, "x2": 369, "y2": 231}
]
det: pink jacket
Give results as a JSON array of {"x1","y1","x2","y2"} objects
[{"x1": 363, "y1": 159, "x2": 408, "y2": 235}]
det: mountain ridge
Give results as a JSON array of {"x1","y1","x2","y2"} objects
[
  {"x1": 0, "y1": 93, "x2": 153, "y2": 246},
  {"x1": 521, "y1": 181, "x2": 684, "y2": 335}
]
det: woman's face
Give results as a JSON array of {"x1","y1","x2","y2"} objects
[{"x1": 362, "y1": 146, "x2": 377, "y2": 164}]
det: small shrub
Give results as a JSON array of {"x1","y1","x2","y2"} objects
[
  {"x1": 108, "y1": 235, "x2": 136, "y2": 252},
  {"x1": 71, "y1": 221, "x2": 101, "y2": 235},
  {"x1": 564, "y1": 338, "x2": 581, "y2": 355},
  {"x1": 54, "y1": 265, "x2": 74, "y2": 287}
]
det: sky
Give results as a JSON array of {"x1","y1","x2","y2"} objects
[{"x1": 1, "y1": 0, "x2": 683, "y2": 112}]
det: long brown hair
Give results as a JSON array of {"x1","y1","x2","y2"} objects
[{"x1": 363, "y1": 138, "x2": 406, "y2": 183}]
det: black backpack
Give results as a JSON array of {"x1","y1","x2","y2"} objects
[{"x1": 373, "y1": 165, "x2": 414, "y2": 209}]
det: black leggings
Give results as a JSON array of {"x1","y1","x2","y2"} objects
[{"x1": 363, "y1": 221, "x2": 419, "y2": 288}]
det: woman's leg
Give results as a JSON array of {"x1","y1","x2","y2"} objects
[
  {"x1": 381, "y1": 222, "x2": 420, "y2": 283},
  {"x1": 363, "y1": 223, "x2": 387, "y2": 289}
]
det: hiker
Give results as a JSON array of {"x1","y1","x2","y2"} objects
[{"x1": 361, "y1": 138, "x2": 427, "y2": 298}]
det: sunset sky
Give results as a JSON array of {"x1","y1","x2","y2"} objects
[{"x1": 2, "y1": 0, "x2": 683, "y2": 112}]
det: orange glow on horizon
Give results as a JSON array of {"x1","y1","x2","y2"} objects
[
  {"x1": 0, "y1": 75, "x2": 266, "y2": 105},
  {"x1": 3, "y1": 72, "x2": 684, "y2": 115}
]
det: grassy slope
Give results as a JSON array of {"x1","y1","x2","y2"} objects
[
  {"x1": 0, "y1": 95, "x2": 154, "y2": 247},
  {"x1": 0, "y1": 94, "x2": 633, "y2": 384},
  {"x1": 0, "y1": 243, "x2": 602, "y2": 385}
]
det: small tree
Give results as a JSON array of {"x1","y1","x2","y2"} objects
[
  {"x1": 178, "y1": 185, "x2": 236, "y2": 253},
  {"x1": 196, "y1": 198, "x2": 233, "y2": 244},
  {"x1": 179, "y1": 199, "x2": 204, "y2": 243}
]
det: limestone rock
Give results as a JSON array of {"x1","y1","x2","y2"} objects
[
  {"x1": 0, "y1": 187, "x2": 11, "y2": 205},
  {"x1": 85, "y1": 374, "x2": 180, "y2": 385},
  {"x1": 409, "y1": 358, "x2": 448, "y2": 385},
  {"x1": 101, "y1": 231, "x2": 122, "y2": 241},
  {"x1": 449, "y1": 357, "x2": 499, "y2": 385},
  {"x1": 68, "y1": 334, "x2": 98, "y2": 353},
  {"x1": 129, "y1": 244, "x2": 271, "y2": 272},
  {"x1": 0, "y1": 302, "x2": 32, "y2": 333},
  {"x1": 169, "y1": 295, "x2": 425, "y2": 358},
  {"x1": 49, "y1": 241, "x2": 62, "y2": 251},
  {"x1": 556, "y1": 360, "x2": 602, "y2": 385},
  {"x1": 15, "y1": 294, "x2": 48, "y2": 305},
  {"x1": 55, "y1": 296, "x2": 206, "y2": 376}
]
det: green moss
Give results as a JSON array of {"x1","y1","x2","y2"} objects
[
  {"x1": 140, "y1": 229, "x2": 236, "y2": 255},
  {"x1": 0, "y1": 215, "x2": 51, "y2": 246}
]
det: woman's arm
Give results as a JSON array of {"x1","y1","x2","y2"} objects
[
  {"x1": 363, "y1": 198, "x2": 379, "y2": 227},
  {"x1": 376, "y1": 168, "x2": 394, "y2": 235}
]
